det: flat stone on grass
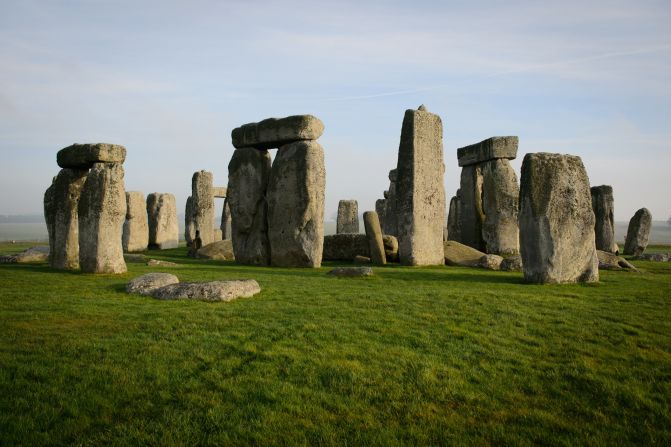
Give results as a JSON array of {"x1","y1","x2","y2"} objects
[
  {"x1": 151, "y1": 280, "x2": 261, "y2": 302},
  {"x1": 327, "y1": 267, "x2": 374, "y2": 277},
  {"x1": 126, "y1": 273, "x2": 180, "y2": 296}
]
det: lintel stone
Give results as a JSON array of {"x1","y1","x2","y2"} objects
[
  {"x1": 57, "y1": 143, "x2": 126, "y2": 169},
  {"x1": 457, "y1": 136, "x2": 518, "y2": 167},
  {"x1": 231, "y1": 115, "x2": 324, "y2": 149}
]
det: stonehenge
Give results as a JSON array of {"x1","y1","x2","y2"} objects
[
  {"x1": 184, "y1": 171, "x2": 228, "y2": 246},
  {"x1": 624, "y1": 208, "x2": 652, "y2": 256},
  {"x1": 382, "y1": 169, "x2": 398, "y2": 236},
  {"x1": 228, "y1": 115, "x2": 326, "y2": 267},
  {"x1": 518, "y1": 153, "x2": 599, "y2": 284},
  {"x1": 123, "y1": 191, "x2": 149, "y2": 253},
  {"x1": 449, "y1": 136, "x2": 519, "y2": 256},
  {"x1": 220, "y1": 198, "x2": 231, "y2": 240},
  {"x1": 363, "y1": 211, "x2": 386, "y2": 265},
  {"x1": 147, "y1": 193, "x2": 179, "y2": 249},
  {"x1": 394, "y1": 105, "x2": 446, "y2": 266},
  {"x1": 44, "y1": 143, "x2": 127, "y2": 273},
  {"x1": 337, "y1": 200, "x2": 359, "y2": 234},
  {"x1": 590, "y1": 185, "x2": 616, "y2": 253}
]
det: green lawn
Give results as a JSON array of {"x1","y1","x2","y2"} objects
[{"x1": 1, "y1": 243, "x2": 670, "y2": 446}]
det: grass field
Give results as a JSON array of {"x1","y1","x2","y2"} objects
[{"x1": 1, "y1": 242, "x2": 670, "y2": 446}]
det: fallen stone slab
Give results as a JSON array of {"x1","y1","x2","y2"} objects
[
  {"x1": 327, "y1": 266, "x2": 374, "y2": 277},
  {"x1": 478, "y1": 254, "x2": 503, "y2": 271},
  {"x1": 457, "y1": 136, "x2": 518, "y2": 167},
  {"x1": 597, "y1": 250, "x2": 637, "y2": 270},
  {"x1": 322, "y1": 234, "x2": 398, "y2": 262},
  {"x1": 632, "y1": 253, "x2": 670, "y2": 262},
  {"x1": 231, "y1": 115, "x2": 324, "y2": 149},
  {"x1": 500, "y1": 255, "x2": 523, "y2": 272},
  {"x1": 196, "y1": 240, "x2": 234, "y2": 260},
  {"x1": 151, "y1": 280, "x2": 261, "y2": 302},
  {"x1": 444, "y1": 240, "x2": 486, "y2": 267},
  {"x1": 353, "y1": 255, "x2": 371, "y2": 264},
  {"x1": 10, "y1": 246, "x2": 50, "y2": 263},
  {"x1": 147, "y1": 259, "x2": 179, "y2": 267},
  {"x1": 126, "y1": 273, "x2": 180, "y2": 295},
  {"x1": 57, "y1": 143, "x2": 126, "y2": 169}
]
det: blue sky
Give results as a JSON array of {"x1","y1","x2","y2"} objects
[{"x1": 1, "y1": 0, "x2": 670, "y2": 221}]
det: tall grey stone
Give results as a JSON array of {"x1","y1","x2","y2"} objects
[
  {"x1": 227, "y1": 147, "x2": 272, "y2": 265},
  {"x1": 232, "y1": 115, "x2": 324, "y2": 150},
  {"x1": 518, "y1": 153, "x2": 598, "y2": 284},
  {"x1": 220, "y1": 197, "x2": 232, "y2": 240},
  {"x1": 456, "y1": 165, "x2": 485, "y2": 251},
  {"x1": 147, "y1": 193, "x2": 179, "y2": 249},
  {"x1": 591, "y1": 185, "x2": 615, "y2": 253},
  {"x1": 184, "y1": 196, "x2": 195, "y2": 246},
  {"x1": 337, "y1": 200, "x2": 359, "y2": 234},
  {"x1": 267, "y1": 140, "x2": 325, "y2": 267},
  {"x1": 395, "y1": 106, "x2": 446, "y2": 265},
  {"x1": 383, "y1": 169, "x2": 398, "y2": 236},
  {"x1": 192, "y1": 170, "x2": 215, "y2": 246},
  {"x1": 44, "y1": 168, "x2": 88, "y2": 270},
  {"x1": 363, "y1": 211, "x2": 386, "y2": 265},
  {"x1": 78, "y1": 162, "x2": 127, "y2": 273},
  {"x1": 375, "y1": 199, "x2": 386, "y2": 231},
  {"x1": 447, "y1": 193, "x2": 461, "y2": 243},
  {"x1": 122, "y1": 191, "x2": 149, "y2": 253},
  {"x1": 480, "y1": 159, "x2": 519, "y2": 255},
  {"x1": 624, "y1": 208, "x2": 652, "y2": 256}
]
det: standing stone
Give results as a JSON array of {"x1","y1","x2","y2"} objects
[
  {"x1": 192, "y1": 170, "x2": 215, "y2": 246},
  {"x1": 184, "y1": 196, "x2": 195, "y2": 246},
  {"x1": 591, "y1": 185, "x2": 615, "y2": 253},
  {"x1": 456, "y1": 165, "x2": 485, "y2": 251},
  {"x1": 447, "y1": 193, "x2": 461, "y2": 242},
  {"x1": 220, "y1": 197, "x2": 232, "y2": 240},
  {"x1": 122, "y1": 191, "x2": 149, "y2": 253},
  {"x1": 227, "y1": 147, "x2": 272, "y2": 265},
  {"x1": 375, "y1": 199, "x2": 386, "y2": 230},
  {"x1": 383, "y1": 169, "x2": 398, "y2": 236},
  {"x1": 480, "y1": 159, "x2": 519, "y2": 255},
  {"x1": 337, "y1": 200, "x2": 359, "y2": 234},
  {"x1": 147, "y1": 193, "x2": 179, "y2": 249},
  {"x1": 78, "y1": 162, "x2": 127, "y2": 273},
  {"x1": 518, "y1": 153, "x2": 598, "y2": 284},
  {"x1": 395, "y1": 106, "x2": 446, "y2": 266},
  {"x1": 44, "y1": 168, "x2": 88, "y2": 270},
  {"x1": 623, "y1": 208, "x2": 652, "y2": 256},
  {"x1": 363, "y1": 211, "x2": 386, "y2": 265},
  {"x1": 267, "y1": 140, "x2": 325, "y2": 267}
]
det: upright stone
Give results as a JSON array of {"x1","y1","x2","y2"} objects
[
  {"x1": 78, "y1": 162, "x2": 127, "y2": 273},
  {"x1": 44, "y1": 169, "x2": 88, "y2": 269},
  {"x1": 146, "y1": 193, "x2": 179, "y2": 249},
  {"x1": 591, "y1": 185, "x2": 615, "y2": 253},
  {"x1": 220, "y1": 197, "x2": 232, "y2": 240},
  {"x1": 192, "y1": 170, "x2": 215, "y2": 246},
  {"x1": 518, "y1": 153, "x2": 598, "y2": 284},
  {"x1": 375, "y1": 199, "x2": 386, "y2": 231},
  {"x1": 363, "y1": 211, "x2": 386, "y2": 265},
  {"x1": 184, "y1": 196, "x2": 195, "y2": 246},
  {"x1": 383, "y1": 169, "x2": 398, "y2": 236},
  {"x1": 267, "y1": 140, "x2": 325, "y2": 267},
  {"x1": 337, "y1": 200, "x2": 359, "y2": 234},
  {"x1": 227, "y1": 147, "x2": 272, "y2": 265},
  {"x1": 623, "y1": 208, "x2": 652, "y2": 256},
  {"x1": 456, "y1": 165, "x2": 485, "y2": 251},
  {"x1": 122, "y1": 191, "x2": 149, "y2": 253},
  {"x1": 394, "y1": 106, "x2": 446, "y2": 265},
  {"x1": 447, "y1": 193, "x2": 461, "y2": 242},
  {"x1": 480, "y1": 159, "x2": 519, "y2": 255}
]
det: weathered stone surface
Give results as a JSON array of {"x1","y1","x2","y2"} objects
[
  {"x1": 196, "y1": 240, "x2": 235, "y2": 260},
  {"x1": 597, "y1": 250, "x2": 636, "y2": 270},
  {"x1": 220, "y1": 197, "x2": 231, "y2": 240},
  {"x1": 267, "y1": 140, "x2": 325, "y2": 267},
  {"x1": 500, "y1": 255, "x2": 523, "y2": 272},
  {"x1": 78, "y1": 163, "x2": 127, "y2": 274},
  {"x1": 57, "y1": 143, "x2": 126, "y2": 169},
  {"x1": 591, "y1": 185, "x2": 615, "y2": 253},
  {"x1": 624, "y1": 208, "x2": 652, "y2": 256},
  {"x1": 375, "y1": 199, "x2": 386, "y2": 230},
  {"x1": 213, "y1": 229, "x2": 222, "y2": 241},
  {"x1": 126, "y1": 273, "x2": 179, "y2": 295},
  {"x1": 147, "y1": 259, "x2": 179, "y2": 267},
  {"x1": 192, "y1": 170, "x2": 215, "y2": 246},
  {"x1": 212, "y1": 186, "x2": 227, "y2": 198},
  {"x1": 353, "y1": 255, "x2": 371, "y2": 264},
  {"x1": 363, "y1": 211, "x2": 386, "y2": 265},
  {"x1": 447, "y1": 193, "x2": 461, "y2": 242},
  {"x1": 44, "y1": 168, "x2": 88, "y2": 270},
  {"x1": 383, "y1": 170, "x2": 398, "y2": 236},
  {"x1": 395, "y1": 106, "x2": 446, "y2": 266},
  {"x1": 443, "y1": 240, "x2": 486, "y2": 267},
  {"x1": 147, "y1": 193, "x2": 179, "y2": 249},
  {"x1": 457, "y1": 136, "x2": 518, "y2": 167},
  {"x1": 151, "y1": 280, "x2": 261, "y2": 302},
  {"x1": 337, "y1": 200, "x2": 359, "y2": 234},
  {"x1": 122, "y1": 191, "x2": 149, "y2": 253},
  {"x1": 383, "y1": 234, "x2": 399, "y2": 262},
  {"x1": 478, "y1": 254, "x2": 504, "y2": 270},
  {"x1": 480, "y1": 159, "x2": 519, "y2": 255},
  {"x1": 456, "y1": 165, "x2": 485, "y2": 251},
  {"x1": 227, "y1": 147, "x2": 272, "y2": 265},
  {"x1": 14, "y1": 246, "x2": 50, "y2": 263},
  {"x1": 124, "y1": 253, "x2": 146, "y2": 263},
  {"x1": 633, "y1": 253, "x2": 670, "y2": 262},
  {"x1": 323, "y1": 234, "x2": 369, "y2": 261},
  {"x1": 184, "y1": 196, "x2": 196, "y2": 246},
  {"x1": 232, "y1": 115, "x2": 324, "y2": 149},
  {"x1": 327, "y1": 266, "x2": 374, "y2": 277},
  {"x1": 519, "y1": 153, "x2": 599, "y2": 284}
]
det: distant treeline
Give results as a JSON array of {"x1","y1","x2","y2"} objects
[{"x1": 0, "y1": 214, "x2": 45, "y2": 223}]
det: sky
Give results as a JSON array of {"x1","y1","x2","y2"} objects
[{"x1": 1, "y1": 0, "x2": 670, "y2": 222}]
